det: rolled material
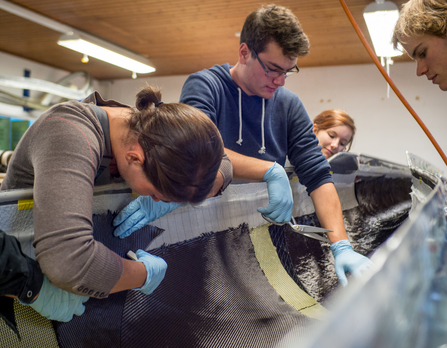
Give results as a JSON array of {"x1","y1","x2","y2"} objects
[{"x1": 0, "y1": 151, "x2": 13, "y2": 167}]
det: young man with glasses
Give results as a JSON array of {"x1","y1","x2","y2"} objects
[{"x1": 180, "y1": 4, "x2": 372, "y2": 287}]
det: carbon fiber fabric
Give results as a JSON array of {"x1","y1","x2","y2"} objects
[
  {"x1": 0, "y1": 153, "x2": 415, "y2": 347},
  {"x1": 53, "y1": 213, "x2": 164, "y2": 348},
  {"x1": 276, "y1": 153, "x2": 447, "y2": 348},
  {"x1": 277, "y1": 175, "x2": 412, "y2": 303},
  {"x1": 120, "y1": 223, "x2": 314, "y2": 348},
  {"x1": 54, "y1": 213, "x2": 316, "y2": 348}
]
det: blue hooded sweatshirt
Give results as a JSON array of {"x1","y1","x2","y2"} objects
[{"x1": 180, "y1": 63, "x2": 332, "y2": 194}]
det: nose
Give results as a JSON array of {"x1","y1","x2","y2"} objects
[
  {"x1": 330, "y1": 138, "x2": 339, "y2": 149},
  {"x1": 273, "y1": 74, "x2": 286, "y2": 86},
  {"x1": 416, "y1": 60, "x2": 428, "y2": 77}
]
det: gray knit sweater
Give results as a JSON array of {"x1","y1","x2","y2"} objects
[{"x1": 1, "y1": 92, "x2": 127, "y2": 298}]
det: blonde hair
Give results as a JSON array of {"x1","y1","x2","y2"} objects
[
  {"x1": 392, "y1": 0, "x2": 447, "y2": 48},
  {"x1": 313, "y1": 110, "x2": 356, "y2": 151}
]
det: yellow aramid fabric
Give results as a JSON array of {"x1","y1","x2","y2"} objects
[
  {"x1": 0, "y1": 300, "x2": 59, "y2": 348},
  {"x1": 18, "y1": 199, "x2": 33, "y2": 211},
  {"x1": 250, "y1": 223, "x2": 329, "y2": 320}
]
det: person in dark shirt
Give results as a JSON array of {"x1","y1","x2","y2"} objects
[{"x1": 178, "y1": 4, "x2": 372, "y2": 286}]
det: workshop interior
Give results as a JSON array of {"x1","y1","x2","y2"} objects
[{"x1": 0, "y1": 0, "x2": 446, "y2": 347}]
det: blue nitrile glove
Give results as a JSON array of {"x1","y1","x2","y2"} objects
[
  {"x1": 133, "y1": 249, "x2": 167, "y2": 295},
  {"x1": 19, "y1": 275, "x2": 88, "y2": 322},
  {"x1": 113, "y1": 196, "x2": 187, "y2": 239},
  {"x1": 257, "y1": 162, "x2": 293, "y2": 224},
  {"x1": 330, "y1": 240, "x2": 373, "y2": 287}
]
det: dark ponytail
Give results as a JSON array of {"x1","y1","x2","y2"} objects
[
  {"x1": 127, "y1": 84, "x2": 224, "y2": 204},
  {"x1": 135, "y1": 85, "x2": 162, "y2": 111}
]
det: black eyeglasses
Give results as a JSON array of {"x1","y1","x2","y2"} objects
[{"x1": 252, "y1": 49, "x2": 300, "y2": 78}]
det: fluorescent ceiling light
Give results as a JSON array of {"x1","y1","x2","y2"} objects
[
  {"x1": 363, "y1": 0, "x2": 402, "y2": 58},
  {"x1": 58, "y1": 33, "x2": 155, "y2": 74},
  {"x1": 0, "y1": 1, "x2": 156, "y2": 76},
  {"x1": 0, "y1": 74, "x2": 89, "y2": 100}
]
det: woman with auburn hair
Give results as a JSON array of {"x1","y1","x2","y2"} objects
[
  {"x1": 313, "y1": 109, "x2": 356, "y2": 159},
  {"x1": 392, "y1": 0, "x2": 447, "y2": 91},
  {"x1": 0, "y1": 84, "x2": 229, "y2": 324}
]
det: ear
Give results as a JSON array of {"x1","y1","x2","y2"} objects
[
  {"x1": 312, "y1": 124, "x2": 318, "y2": 134},
  {"x1": 125, "y1": 150, "x2": 144, "y2": 166},
  {"x1": 238, "y1": 43, "x2": 251, "y2": 64}
]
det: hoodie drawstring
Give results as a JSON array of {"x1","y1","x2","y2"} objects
[
  {"x1": 236, "y1": 87, "x2": 266, "y2": 154},
  {"x1": 258, "y1": 98, "x2": 266, "y2": 154},
  {"x1": 236, "y1": 88, "x2": 243, "y2": 146}
]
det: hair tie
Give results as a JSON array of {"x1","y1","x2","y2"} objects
[{"x1": 155, "y1": 101, "x2": 163, "y2": 107}]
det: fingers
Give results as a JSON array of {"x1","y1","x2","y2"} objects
[
  {"x1": 113, "y1": 210, "x2": 147, "y2": 238},
  {"x1": 112, "y1": 199, "x2": 140, "y2": 226},
  {"x1": 276, "y1": 206, "x2": 292, "y2": 224},
  {"x1": 136, "y1": 249, "x2": 148, "y2": 259},
  {"x1": 136, "y1": 249, "x2": 166, "y2": 263},
  {"x1": 334, "y1": 251, "x2": 373, "y2": 286},
  {"x1": 136, "y1": 250, "x2": 168, "y2": 295},
  {"x1": 335, "y1": 267, "x2": 348, "y2": 287},
  {"x1": 72, "y1": 302, "x2": 87, "y2": 317},
  {"x1": 29, "y1": 280, "x2": 89, "y2": 322},
  {"x1": 352, "y1": 258, "x2": 374, "y2": 278},
  {"x1": 257, "y1": 203, "x2": 292, "y2": 224}
]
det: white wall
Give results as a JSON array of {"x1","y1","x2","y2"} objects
[
  {"x1": 105, "y1": 61, "x2": 447, "y2": 172},
  {"x1": 103, "y1": 75, "x2": 186, "y2": 105},
  {"x1": 290, "y1": 62, "x2": 447, "y2": 172},
  {"x1": 1, "y1": 49, "x2": 446, "y2": 172}
]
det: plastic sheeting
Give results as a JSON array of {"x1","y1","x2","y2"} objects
[{"x1": 276, "y1": 152, "x2": 447, "y2": 348}]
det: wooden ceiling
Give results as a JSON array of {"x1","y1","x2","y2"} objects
[{"x1": 0, "y1": 0, "x2": 412, "y2": 80}]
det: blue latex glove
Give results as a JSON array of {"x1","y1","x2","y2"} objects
[
  {"x1": 133, "y1": 249, "x2": 167, "y2": 295},
  {"x1": 113, "y1": 197, "x2": 186, "y2": 239},
  {"x1": 19, "y1": 275, "x2": 88, "y2": 322},
  {"x1": 330, "y1": 240, "x2": 373, "y2": 286},
  {"x1": 257, "y1": 162, "x2": 293, "y2": 224}
]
